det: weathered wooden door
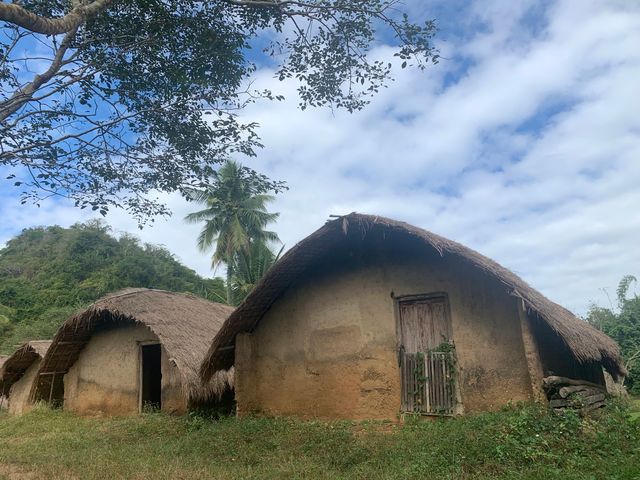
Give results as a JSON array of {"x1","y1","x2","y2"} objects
[{"x1": 398, "y1": 295, "x2": 456, "y2": 415}]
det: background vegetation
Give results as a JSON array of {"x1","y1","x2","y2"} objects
[
  {"x1": 0, "y1": 403, "x2": 638, "y2": 479},
  {"x1": 587, "y1": 275, "x2": 640, "y2": 394},
  {"x1": 184, "y1": 160, "x2": 281, "y2": 305},
  {"x1": 0, "y1": 221, "x2": 225, "y2": 354}
]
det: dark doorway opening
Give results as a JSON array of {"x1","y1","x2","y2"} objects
[{"x1": 140, "y1": 343, "x2": 162, "y2": 412}]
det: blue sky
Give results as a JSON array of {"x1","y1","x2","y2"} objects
[{"x1": 1, "y1": 0, "x2": 639, "y2": 315}]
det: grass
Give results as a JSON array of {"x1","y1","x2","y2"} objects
[
  {"x1": 630, "y1": 397, "x2": 640, "y2": 421},
  {"x1": 0, "y1": 403, "x2": 638, "y2": 480}
]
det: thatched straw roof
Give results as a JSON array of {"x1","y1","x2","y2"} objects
[
  {"x1": 33, "y1": 288, "x2": 234, "y2": 404},
  {"x1": 0, "y1": 340, "x2": 51, "y2": 396},
  {"x1": 201, "y1": 213, "x2": 625, "y2": 381}
]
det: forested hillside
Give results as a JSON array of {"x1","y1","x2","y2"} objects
[{"x1": 0, "y1": 221, "x2": 225, "y2": 353}]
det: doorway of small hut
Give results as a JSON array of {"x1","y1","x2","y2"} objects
[
  {"x1": 397, "y1": 294, "x2": 458, "y2": 415},
  {"x1": 139, "y1": 343, "x2": 162, "y2": 412}
]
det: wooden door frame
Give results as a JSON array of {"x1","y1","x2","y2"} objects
[
  {"x1": 393, "y1": 292, "x2": 463, "y2": 415},
  {"x1": 138, "y1": 340, "x2": 161, "y2": 413},
  {"x1": 393, "y1": 292, "x2": 452, "y2": 353}
]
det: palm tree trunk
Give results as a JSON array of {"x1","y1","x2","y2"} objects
[{"x1": 226, "y1": 265, "x2": 233, "y2": 305}]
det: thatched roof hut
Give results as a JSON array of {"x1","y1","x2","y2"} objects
[
  {"x1": 1, "y1": 341, "x2": 51, "y2": 397},
  {"x1": 203, "y1": 213, "x2": 623, "y2": 381},
  {"x1": 1, "y1": 341, "x2": 51, "y2": 414},
  {"x1": 33, "y1": 288, "x2": 234, "y2": 413}
]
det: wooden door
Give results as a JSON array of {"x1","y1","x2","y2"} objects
[{"x1": 398, "y1": 295, "x2": 456, "y2": 415}]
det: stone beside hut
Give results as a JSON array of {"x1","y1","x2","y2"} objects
[
  {"x1": 31, "y1": 288, "x2": 234, "y2": 416},
  {"x1": 0, "y1": 341, "x2": 52, "y2": 414},
  {"x1": 201, "y1": 213, "x2": 624, "y2": 420}
]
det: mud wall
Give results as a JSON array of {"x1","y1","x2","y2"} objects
[
  {"x1": 8, "y1": 360, "x2": 41, "y2": 415},
  {"x1": 63, "y1": 324, "x2": 185, "y2": 416},
  {"x1": 235, "y1": 244, "x2": 533, "y2": 420}
]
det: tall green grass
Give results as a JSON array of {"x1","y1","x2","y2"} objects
[
  {"x1": 0, "y1": 402, "x2": 638, "y2": 480},
  {"x1": 630, "y1": 397, "x2": 640, "y2": 421}
]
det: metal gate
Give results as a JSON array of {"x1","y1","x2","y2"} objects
[{"x1": 400, "y1": 350, "x2": 456, "y2": 415}]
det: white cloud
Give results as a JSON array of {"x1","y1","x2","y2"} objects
[{"x1": 1, "y1": 0, "x2": 639, "y2": 315}]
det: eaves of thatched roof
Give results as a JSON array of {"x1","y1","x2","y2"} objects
[
  {"x1": 33, "y1": 288, "x2": 234, "y2": 404},
  {"x1": 0, "y1": 340, "x2": 51, "y2": 396},
  {"x1": 201, "y1": 213, "x2": 625, "y2": 381}
]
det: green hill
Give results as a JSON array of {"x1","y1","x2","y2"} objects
[{"x1": 0, "y1": 220, "x2": 225, "y2": 353}]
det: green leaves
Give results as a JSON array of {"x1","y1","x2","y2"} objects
[
  {"x1": 617, "y1": 275, "x2": 637, "y2": 309},
  {"x1": 229, "y1": 241, "x2": 283, "y2": 305},
  {"x1": 587, "y1": 274, "x2": 640, "y2": 394},
  {"x1": 2, "y1": 0, "x2": 437, "y2": 222},
  {"x1": 184, "y1": 160, "x2": 282, "y2": 304}
]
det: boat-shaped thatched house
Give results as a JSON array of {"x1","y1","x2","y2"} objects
[
  {"x1": 201, "y1": 213, "x2": 624, "y2": 420},
  {"x1": 31, "y1": 289, "x2": 234, "y2": 416},
  {"x1": 1, "y1": 341, "x2": 51, "y2": 414}
]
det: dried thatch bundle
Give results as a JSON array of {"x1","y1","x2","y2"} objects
[
  {"x1": 201, "y1": 213, "x2": 624, "y2": 382},
  {"x1": 32, "y1": 288, "x2": 234, "y2": 405},
  {"x1": 0, "y1": 341, "x2": 51, "y2": 396}
]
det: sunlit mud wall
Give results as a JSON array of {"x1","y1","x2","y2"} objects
[{"x1": 63, "y1": 324, "x2": 185, "y2": 415}]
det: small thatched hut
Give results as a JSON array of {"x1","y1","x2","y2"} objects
[
  {"x1": 1, "y1": 341, "x2": 51, "y2": 414},
  {"x1": 31, "y1": 289, "x2": 234, "y2": 416},
  {"x1": 201, "y1": 213, "x2": 624, "y2": 420}
]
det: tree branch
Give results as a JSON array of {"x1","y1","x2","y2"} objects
[
  {"x1": 0, "y1": 0, "x2": 112, "y2": 35},
  {"x1": 0, "y1": 27, "x2": 78, "y2": 121},
  {"x1": 626, "y1": 348, "x2": 640, "y2": 370},
  {"x1": 225, "y1": 0, "x2": 394, "y2": 16}
]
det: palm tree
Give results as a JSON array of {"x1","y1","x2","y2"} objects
[
  {"x1": 184, "y1": 161, "x2": 279, "y2": 304},
  {"x1": 229, "y1": 242, "x2": 284, "y2": 305}
]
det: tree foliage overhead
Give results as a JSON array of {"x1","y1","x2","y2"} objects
[
  {"x1": 587, "y1": 275, "x2": 640, "y2": 394},
  {"x1": 0, "y1": 220, "x2": 226, "y2": 353},
  {"x1": 0, "y1": 0, "x2": 438, "y2": 221}
]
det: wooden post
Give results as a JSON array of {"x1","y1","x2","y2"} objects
[
  {"x1": 234, "y1": 333, "x2": 254, "y2": 417},
  {"x1": 48, "y1": 372, "x2": 56, "y2": 405},
  {"x1": 518, "y1": 298, "x2": 546, "y2": 403}
]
